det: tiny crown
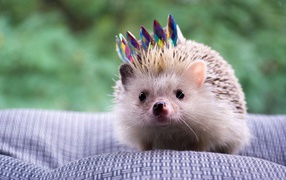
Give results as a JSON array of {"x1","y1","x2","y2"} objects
[{"x1": 115, "y1": 14, "x2": 185, "y2": 63}]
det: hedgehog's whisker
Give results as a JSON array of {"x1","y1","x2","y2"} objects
[
  {"x1": 184, "y1": 113, "x2": 205, "y2": 126},
  {"x1": 122, "y1": 112, "x2": 148, "y2": 131},
  {"x1": 178, "y1": 117, "x2": 199, "y2": 142},
  {"x1": 124, "y1": 121, "x2": 143, "y2": 131}
]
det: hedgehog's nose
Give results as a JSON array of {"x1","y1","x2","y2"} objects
[{"x1": 153, "y1": 102, "x2": 167, "y2": 116}]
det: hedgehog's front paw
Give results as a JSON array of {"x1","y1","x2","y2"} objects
[
  {"x1": 140, "y1": 141, "x2": 153, "y2": 151},
  {"x1": 211, "y1": 143, "x2": 241, "y2": 154}
]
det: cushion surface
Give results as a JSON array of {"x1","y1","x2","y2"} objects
[{"x1": 0, "y1": 109, "x2": 285, "y2": 179}]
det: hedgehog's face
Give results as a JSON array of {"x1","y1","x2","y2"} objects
[{"x1": 119, "y1": 60, "x2": 206, "y2": 126}]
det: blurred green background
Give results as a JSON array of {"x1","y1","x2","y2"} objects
[{"x1": 0, "y1": 0, "x2": 285, "y2": 114}]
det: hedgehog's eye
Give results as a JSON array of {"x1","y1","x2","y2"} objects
[
  {"x1": 176, "y1": 90, "x2": 185, "y2": 100},
  {"x1": 139, "y1": 92, "x2": 147, "y2": 102}
]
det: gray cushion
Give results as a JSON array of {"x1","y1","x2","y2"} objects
[{"x1": 0, "y1": 109, "x2": 286, "y2": 179}]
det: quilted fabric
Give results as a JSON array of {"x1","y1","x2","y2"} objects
[
  {"x1": 0, "y1": 109, "x2": 286, "y2": 179},
  {"x1": 240, "y1": 114, "x2": 286, "y2": 165},
  {"x1": 46, "y1": 151, "x2": 286, "y2": 179}
]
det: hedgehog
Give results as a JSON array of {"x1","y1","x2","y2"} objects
[{"x1": 113, "y1": 15, "x2": 251, "y2": 154}]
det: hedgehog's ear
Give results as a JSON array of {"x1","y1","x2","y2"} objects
[
  {"x1": 119, "y1": 63, "x2": 134, "y2": 89},
  {"x1": 184, "y1": 60, "x2": 206, "y2": 89}
]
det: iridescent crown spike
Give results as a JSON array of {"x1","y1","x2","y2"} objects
[
  {"x1": 126, "y1": 31, "x2": 140, "y2": 53},
  {"x1": 119, "y1": 33, "x2": 133, "y2": 62},
  {"x1": 115, "y1": 15, "x2": 185, "y2": 63},
  {"x1": 140, "y1": 26, "x2": 152, "y2": 50},
  {"x1": 153, "y1": 20, "x2": 166, "y2": 48},
  {"x1": 166, "y1": 14, "x2": 178, "y2": 46},
  {"x1": 115, "y1": 36, "x2": 126, "y2": 62}
]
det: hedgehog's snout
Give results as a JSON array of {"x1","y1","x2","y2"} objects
[{"x1": 153, "y1": 101, "x2": 167, "y2": 116}]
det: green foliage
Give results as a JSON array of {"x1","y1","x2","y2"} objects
[
  {"x1": 0, "y1": 0, "x2": 285, "y2": 113},
  {"x1": 0, "y1": 12, "x2": 117, "y2": 111}
]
